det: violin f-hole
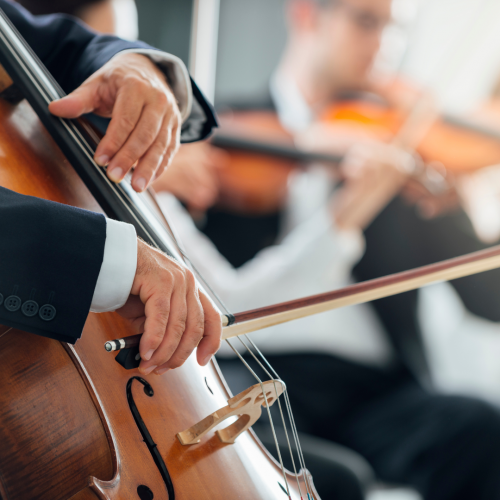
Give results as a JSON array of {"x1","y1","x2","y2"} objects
[{"x1": 177, "y1": 379, "x2": 285, "y2": 445}]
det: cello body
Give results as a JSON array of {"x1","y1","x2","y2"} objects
[{"x1": 0, "y1": 60, "x2": 317, "y2": 500}]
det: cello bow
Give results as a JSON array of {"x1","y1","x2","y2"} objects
[{"x1": 107, "y1": 241, "x2": 500, "y2": 348}]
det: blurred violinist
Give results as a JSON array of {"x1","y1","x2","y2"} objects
[{"x1": 152, "y1": 0, "x2": 500, "y2": 499}]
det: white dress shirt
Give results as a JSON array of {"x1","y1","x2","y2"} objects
[
  {"x1": 90, "y1": 50, "x2": 193, "y2": 313},
  {"x1": 155, "y1": 167, "x2": 393, "y2": 365}
]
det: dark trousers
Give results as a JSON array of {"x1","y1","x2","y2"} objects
[
  {"x1": 354, "y1": 197, "x2": 500, "y2": 378},
  {"x1": 219, "y1": 354, "x2": 500, "y2": 500},
  {"x1": 214, "y1": 198, "x2": 500, "y2": 498}
]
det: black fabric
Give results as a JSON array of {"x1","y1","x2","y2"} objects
[
  {"x1": 0, "y1": 0, "x2": 217, "y2": 142},
  {"x1": 353, "y1": 197, "x2": 500, "y2": 380},
  {"x1": 16, "y1": 0, "x2": 102, "y2": 16},
  {"x1": 0, "y1": 0, "x2": 218, "y2": 343},
  {"x1": 183, "y1": 77, "x2": 218, "y2": 143},
  {"x1": 0, "y1": 187, "x2": 106, "y2": 343},
  {"x1": 219, "y1": 354, "x2": 500, "y2": 500},
  {"x1": 201, "y1": 209, "x2": 281, "y2": 268}
]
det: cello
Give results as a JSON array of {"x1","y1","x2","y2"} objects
[{"x1": 0, "y1": 9, "x2": 318, "y2": 500}]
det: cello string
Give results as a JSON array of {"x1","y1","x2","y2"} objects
[
  {"x1": 246, "y1": 336, "x2": 313, "y2": 498},
  {"x1": 0, "y1": 327, "x2": 13, "y2": 340},
  {"x1": 226, "y1": 339, "x2": 292, "y2": 499},
  {"x1": 137, "y1": 191, "x2": 233, "y2": 314},
  {"x1": 244, "y1": 338, "x2": 312, "y2": 500},
  {"x1": 141, "y1": 193, "x2": 313, "y2": 497},
  {"x1": 235, "y1": 336, "x2": 306, "y2": 500},
  {"x1": 138, "y1": 191, "x2": 312, "y2": 498},
  {"x1": 151, "y1": 195, "x2": 313, "y2": 497},
  {"x1": 238, "y1": 335, "x2": 312, "y2": 499}
]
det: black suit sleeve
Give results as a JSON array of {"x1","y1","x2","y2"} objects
[
  {"x1": 0, "y1": 187, "x2": 106, "y2": 343},
  {"x1": 0, "y1": 0, "x2": 217, "y2": 141}
]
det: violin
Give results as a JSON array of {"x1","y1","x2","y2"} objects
[
  {"x1": 322, "y1": 98, "x2": 500, "y2": 172},
  {"x1": 211, "y1": 110, "x2": 342, "y2": 215},
  {"x1": 0, "y1": 9, "x2": 319, "y2": 500},
  {"x1": 211, "y1": 89, "x2": 500, "y2": 217}
]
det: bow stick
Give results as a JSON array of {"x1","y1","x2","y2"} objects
[{"x1": 105, "y1": 241, "x2": 500, "y2": 351}]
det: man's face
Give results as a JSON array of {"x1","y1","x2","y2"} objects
[{"x1": 312, "y1": 0, "x2": 392, "y2": 91}]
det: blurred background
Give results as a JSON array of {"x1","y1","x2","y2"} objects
[{"x1": 134, "y1": 0, "x2": 500, "y2": 112}]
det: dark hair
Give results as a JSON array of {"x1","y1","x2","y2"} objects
[{"x1": 16, "y1": 0, "x2": 104, "y2": 16}]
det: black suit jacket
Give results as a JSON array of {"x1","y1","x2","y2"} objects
[
  {"x1": 0, "y1": 187, "x2": 106, "y2": 343},
  {"x1": 0, "y1": 0, "x2": 216, "y2": 343},
  {"x1": 0, "y1": 0, "x2": 217, "y2": 142}
]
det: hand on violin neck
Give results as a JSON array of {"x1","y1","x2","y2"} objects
[
  {"x1": 48, "y1": 52, "x2": 181, "y2": 193},
  {"x1": 332, "y1": 141, "x2": 414, "y2": 230},
  {"x1": 152, "y1": 142, "x2": 225, "y2": 211},
  {"x1": 115, "y1": 239, "x2": 222, "y2": 376}
]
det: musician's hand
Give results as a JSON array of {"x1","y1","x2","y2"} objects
[
  {"x1": 331, "y1": 142, "x2": 414, "y2": 230},
  {"x1": 401, "y1": 175, "x2": 459, "y2": 219},
  {"x1": 49, "y1": 52, "x2": 181, "y2": 193},
  {"x1": 115, "y1": 239, "x2": 222, "y2": 376},
  {"x1": 153, "y1": 142, "x2": 226, "y2": 211}
]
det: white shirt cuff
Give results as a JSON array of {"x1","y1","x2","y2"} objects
[
  {"x1": 113, "y1": 49, "x2": 193, "y2": 122},
  {"x1": 90, "y1": 218, "x2": 137, "y2": 313}
]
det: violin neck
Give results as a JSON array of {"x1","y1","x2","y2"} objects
[{"x1": 211, "y1": 133, "x2": 344, "y2": 166}]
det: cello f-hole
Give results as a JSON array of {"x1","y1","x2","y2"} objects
[
  {"x1": 126, "y1": 377, "x2": 175, "y2": 499},
  {"x1": 137, "y1": 485, "x2": 154, "y2": 500}
]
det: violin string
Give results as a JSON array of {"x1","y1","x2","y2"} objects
[
  {"x1": 236, "y1": 335, "x2": 305, "y2": 500},
  {"x1": 226, "y1": 339, "x2": 292, "y2": 499},
  {"x1": 246, "y1": 337, "x2": 313, "y2": 498},
  {"x1": 240, "y1": 335, "x2": 313, "y2": 499}
]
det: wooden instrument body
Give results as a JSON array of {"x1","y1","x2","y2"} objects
[
  {"x1": 214, "y1": 110, "x2": 298, "y2": 214},
  {"x1": 0, "y1": 98, "x2": 316, "y2": 498},
  {"x1": 212, "y1": 95, "x2": 500, "y2": 217},
  {"x1": 323, "y1": 99, "x2": 500, "y2": 172}
]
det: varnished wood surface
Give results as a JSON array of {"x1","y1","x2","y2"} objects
[
  {"x1": 68, "y1": 489, "x2": 101, "y2": 500},
  {"x1": 0, "y1": 95, "x2": 319, "y2": 498},
  {"x1": 0, "y1": 330, "x2": 113, "y2": 500}
]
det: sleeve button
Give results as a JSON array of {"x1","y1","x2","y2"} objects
[
  {"x1": 22, "y1": 300, "x2": 39, "y2": 317},
  {"x1": 39, "y1": 304, "x2": 56, "y2": 321},
  {"x1": 4, "y1": 295, "x2": 21, "y2": 312}
]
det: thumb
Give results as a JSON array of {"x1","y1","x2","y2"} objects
[{"x1": 49, "y1": 82, "x2": 98, "y2": 119}]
